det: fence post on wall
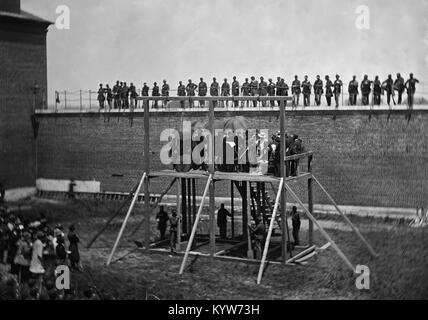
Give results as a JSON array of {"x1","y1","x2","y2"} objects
[
  {"x1": 64, "y1": 90, "x2": 67, "y2": 109},
  {"x1": 80, "y1": 90, "x2": 83, "y2": 112}
]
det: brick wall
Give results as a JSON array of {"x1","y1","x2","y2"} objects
[
  {"x1": 0, "y1": 37, "x2": 48, "y2": 189},
  {"x1": 36, "y1": 110, "x2": 428, "y2": 208}
]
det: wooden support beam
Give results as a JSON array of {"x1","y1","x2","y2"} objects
[
  {"x1": 312, "y1": 175, "x2": 378, "y2": 258},
  {"x1": 257, "y1": 178, "x2": 284, "y2": 284},
  {"x1": 143, "y1": 100, "x2": 151, "y2": 253},
  {"x1": 208, "y1": 100, "x2": 216, "y2": 259},
  {"x1": 308, "y1": 155, "x2": 314, "y2": 246},
  {"x1": 231, "y1": 181, "x2": 235, "y2": 239},
  {"x1": 179, "y1": 175, "x2": 213, "y2": 274},
  {"x1": 283, "y1": 182, "x2": 355, "y2": 273},
  {"x1": 286, "y1": 245, "x2": 316, "y2": 264},
  {"x1": 279, "y1": 99, "x2": 289, "y2": 264},
  {"x1": 214, "y1": 240, "x2": 248, "y2": 256},
  {"x1": 246, "y1": 182, "x2": 253, "y2": 258},
  {"x1": 107, "y1": 172, "x2": 147, "y2": 266}
]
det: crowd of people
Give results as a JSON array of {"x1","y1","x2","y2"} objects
[
  {"x1": 0, "y1": 203, "x2": 90, "y2": 300},
  {"x1": 95, "y1": 73, "x2": 420, "y2": 110}
]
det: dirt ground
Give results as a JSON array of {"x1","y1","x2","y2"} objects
[{"x1": 7, "y1": 197, "x2": 428, "y2": 300}]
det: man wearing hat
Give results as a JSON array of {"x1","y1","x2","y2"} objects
[
  {"x1": 232, "y1": 76, "x2": 240, "y2": 108},
  {"x1": 186, "y1": 79, "x2": 198, "y2": 108},
  {"x1": 198, "y1": 77, "x2": 207, "y2": 107},
  {"x1": 156, "y1": 206, "x2": 169, "y2": 240},
  {"x1": 152, "y1": 82, "x2": 160, "y2": 109},
  {"x1": 314, "y1": 75, "x2": 323, "y2": 106},
  {"x1": 325, "y1": 75, "x2": 333, "y2": 107},
  {"x1": 221, "y1": 78, "x2": 230, "y2": 108},
  {"x1": 301, "y1": 75, "x2": 312, "y2": 107},
  {"x1": 405, "y1": 73, "x2": 420, "y2": 109},
  {"x1": 291, "y1": 75, "x2": 301, "y2": 107},
  {"x1": 250, "y1": 76, "x2": 259, "y2": 107},
  {"x1": 333, "y1": 74, "x2": 343, "y2": 108},
  {"x1": 161, "y1": 80, "x2": 170, "y2": 108},
  {"x1": 259, "y1": 76, "x2": 268, "y2": 107},
  {"x1": 348, "y1": 76, "x2": 359, "y2": 106},
  {"x1": 241, "y1": 78, "x2": 251, "y2": 108},
  {"x1": 267, "y1": 78, "x2": 276, "y2": 107}
]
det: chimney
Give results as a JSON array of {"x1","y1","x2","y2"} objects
[{"x1": 0, "y1": 0, "x2": 21, "y2": 13}]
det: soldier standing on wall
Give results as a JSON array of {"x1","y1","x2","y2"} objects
[
  {"x1": 142, "y1": 82, "x2": 150, "y2": 97},
  {"x1": 250, "y1": 76, "x2": 259, "y2": 108},
  {"x1": 394, "y1": 73, "x2": 405, "y2": 105},
  {"x1": 259, "y1": 76, "x2": 268, "y2": 107},
  {"x1": 129, "y1": 82, "x2": 138, "y2": 111},
  {"x1": 281, "y1": 78, "x2": 289, "y2": 107},
  {"x1": 313, "y1": 75, "x2": 323, "y2": 106},
  {"x1": 267, "y1": 78, "x2": 276, "y2": 107},
  {"x1": 291, "y1": 75, "x2": 301, "y2": 107},
  {"x1": 221, "y1": 78, "x2": 230, "y2": 108},
  {"x1": 152, "y1": 82, "x2": 160, "y2": 109},
  {"x1": 405, "y1": 73, "x2": 419, "y2": 110},
  {"x1": 161, "y1": 80, "x2": 170, "y2": 108},
  {"x1": 232, "y1": 76, "x2": 240, "y2": 108},
  {"x1": 106, "y1": 84, "x2": 113, "y2": 110},
  {"x1": 275, "y1": 77, "x2": 282, "y2": 107},
  {"x1": 325, "y1": 75, "x2": 333, "y2": 107},
  {"x1": 210, "y1": 77, "x2": 219, "y2": 108},
  {"x1": 373, "y1": 76, "x2": 382, "y2": 106},
  {"x1": 382, "y1": 75, "x2": 394, "y2": 107},
  {"x1": 177, "y1": 81, "x2": 186, "y2": 108},
  {"x1": 198, "y1": 77, "x2": 207, "y2": 107},
  {"x1": 97, "y1": 84, "x2": 105, "y2": 109},
  {"x1": 186, "y1": 79, "x2": 197, "y2": 108},
  {"x1": 241, "y1": 78, "x2": 251, "y2": 108},
  {"x1": 360, "y1": 75, "x2": 372, "y2": 106},
  {"x1": 301, "y1": 75, "x2": 312, "y2": 107},
  {"x1": 122, "y1": 82, "x2": 129, "y2": 109},
  {"x1": 113, "y1": 81, "x2": 120, "y2": 109},
  {"x1": 333, "y1": 74, "x2": 343, "y2": 108},
  {"x1": 348, "y1": 76, "x2": 359, "y2": 106}
]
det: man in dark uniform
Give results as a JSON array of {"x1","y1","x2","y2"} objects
[
  {"x1": 156, "y1": 206, "x2": 169, "y2": 240},
  {"x1": 250, "y1": 76, "x2": 259, "y2": 107},
  {"x1": 177, "y1": 81, "x2": 186, "y2": 108},
  {"x1": 186, "y1": 79, "x2": 197, "y2": 108},
  {"x1": 259, "y1": 76, "x2": 268, "y2": 107},
  {"x1": 161, "y1": 80, "x2": 170, "y2": 108},
  {"x1": 217, "y1": 204, "x2": 232, "y2": 239},
  {"x1": 152, "y1": 82, "x2": 160, "y2": 109},
  {"x1": 221, "y1": 78, "x2": 230, "y2": 108},
  {"x1": 275, "y1": 77, "x2": 282, "y2": 107},
  {"x1": 267, "y1": 78, "x2": 276, "y2": 107},
  {"x1": 333, "y1": 74, "x2": 343, "y2": 108},
  {"x1": 121, "y1": 82, "x2": 129, "y2": 109},
  {"x1": 325, "y1": 75, "x2": 333, "y2": 106},
  {"x1": 198, "y1": 77, "x2": 207, "y2": 107},
  {"x1": 348, "y1": 76, "x2": 359, "y2": 106},
  {"x1": 405, "y1": 73, "x2": 420, "y2": 109},
  {"x1": 313, "y1": 75, "x2": 323, "y2": 106},
  {"x1": 248, "y1": 216, "x2": 266, "y2": 259},
  {"x1": 394, "y1": 73, "x2": 405, "y2": 105},
  {"x1": 113, "y1": 81, "x2": 120, "y2": 109},
  {"x1": 290, "y1": 206, "x2": 300, "y2": 246},
  {"x1": 281, "y1": 78, "x2": 289, "y2": 106},
  {"x1": 241, "y1": 78, "x2": 251, "y2": 108},
  {"x1": 105, "y1": 84, "x2": 113, "y2": 110},
  {"x1": 129, "y1": 82, "x2": 138, "y2": 110},
  {"x1": 301, "y1": 75, "x2": 312, "y2": 107},
  {"x1": 142, "y1": 82, "x2": 150, "y2": 96},
  {"x1": 373, "y1": 76, "x2": 382, "y2": 106},
  {"x1": 360, "y1": 75, "x2": 372, "y2": 106},
  {"x1": 382, "y1": 75, "x2": 394, "y2": 107},
  {"x1": 169, "y1": 210, "x2": 179, "y2": 253},
  {"x1": 231, "y1": 76, "x2": 240, "y2": 107},
  {"x1": 210, "y1": 77, "x2": 219, "y2": 108},
  {"x1": 97, "y1": 84, "x2": 105, "y2": 109},
  {"x1": 291, "y1": 75, "x2": 301, "y2": 107}
]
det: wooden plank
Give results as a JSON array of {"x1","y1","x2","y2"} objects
[
  {"x1": 107, "y1": 172, "x2": 147, "y2": 266},
  {"x1": 312, "y1": 175, "x2": 378, "y2": 258},
  {"x1": 149, "y1": 170, "x2": 209, "y2": 179},
  {"x1": 286, "y1": 245, "x2": 316, "y2": 263},
  {"x1": 283, "y1": 182, "x2": 355, "y2": 272},
  {"x1": 214, "y1": 172, "x2": 281, "y2": 183},
  {"x1": 284, "y1": 151, "x2": 314, "y2": 161},
  {"x1": 144, "y1": 100, "x2": 151, "y2": 252},
  {"x1": 257, "y1": 178, "x2": 284, "y2": 284},
  {"x1": 179, "y1": 174, "x2": 213, "y2": 274}
]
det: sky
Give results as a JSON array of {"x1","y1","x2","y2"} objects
[{"x1": 22, "y1": 0, "x2": 428, "y2": 105}]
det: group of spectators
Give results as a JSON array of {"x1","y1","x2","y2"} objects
[
  {"x1": 95, "y1": 73, "x2": 420, "y2": 110},
  {"x1": 0, "y1": 203, "x2": 88, "y2": 300}
]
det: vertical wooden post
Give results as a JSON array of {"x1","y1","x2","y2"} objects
[
  {"x1": 191, "y1": 178, "x2": 196, "y2": 249},
  {"x1": 208, "y1": 100, "x2": 216, "y2": 258},
  {"x1": 144, "y1": 100, "x2": 151, "y2": 252},
  {"x1": 280, "y1": 98, "x2": 288, "y2": 263},
  {"x1": 176, "y1": 175, "x2": 182, "y2": 250},
  {"x1": 231, "y1": 181, "x2": 235, "y2": 239},
  {"x1": 242, "y1": 182, "x2": 248, "y2": 239},
  {"x1": 308, "y1": 154, "x2": 314, "y2": 245},
  {"x1": 187, "y1": 178, "x2": 192, "y2": 233},
  {"x1": 246, "y1": 181, "x2": 253, "y2": 258},
  {"x1": 181, "y1": 178, "x2": 187, "y2": 234}
]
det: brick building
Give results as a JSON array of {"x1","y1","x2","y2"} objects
[{"x1": 0, "y1": 0, "x2": 51, "y2": 195}]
